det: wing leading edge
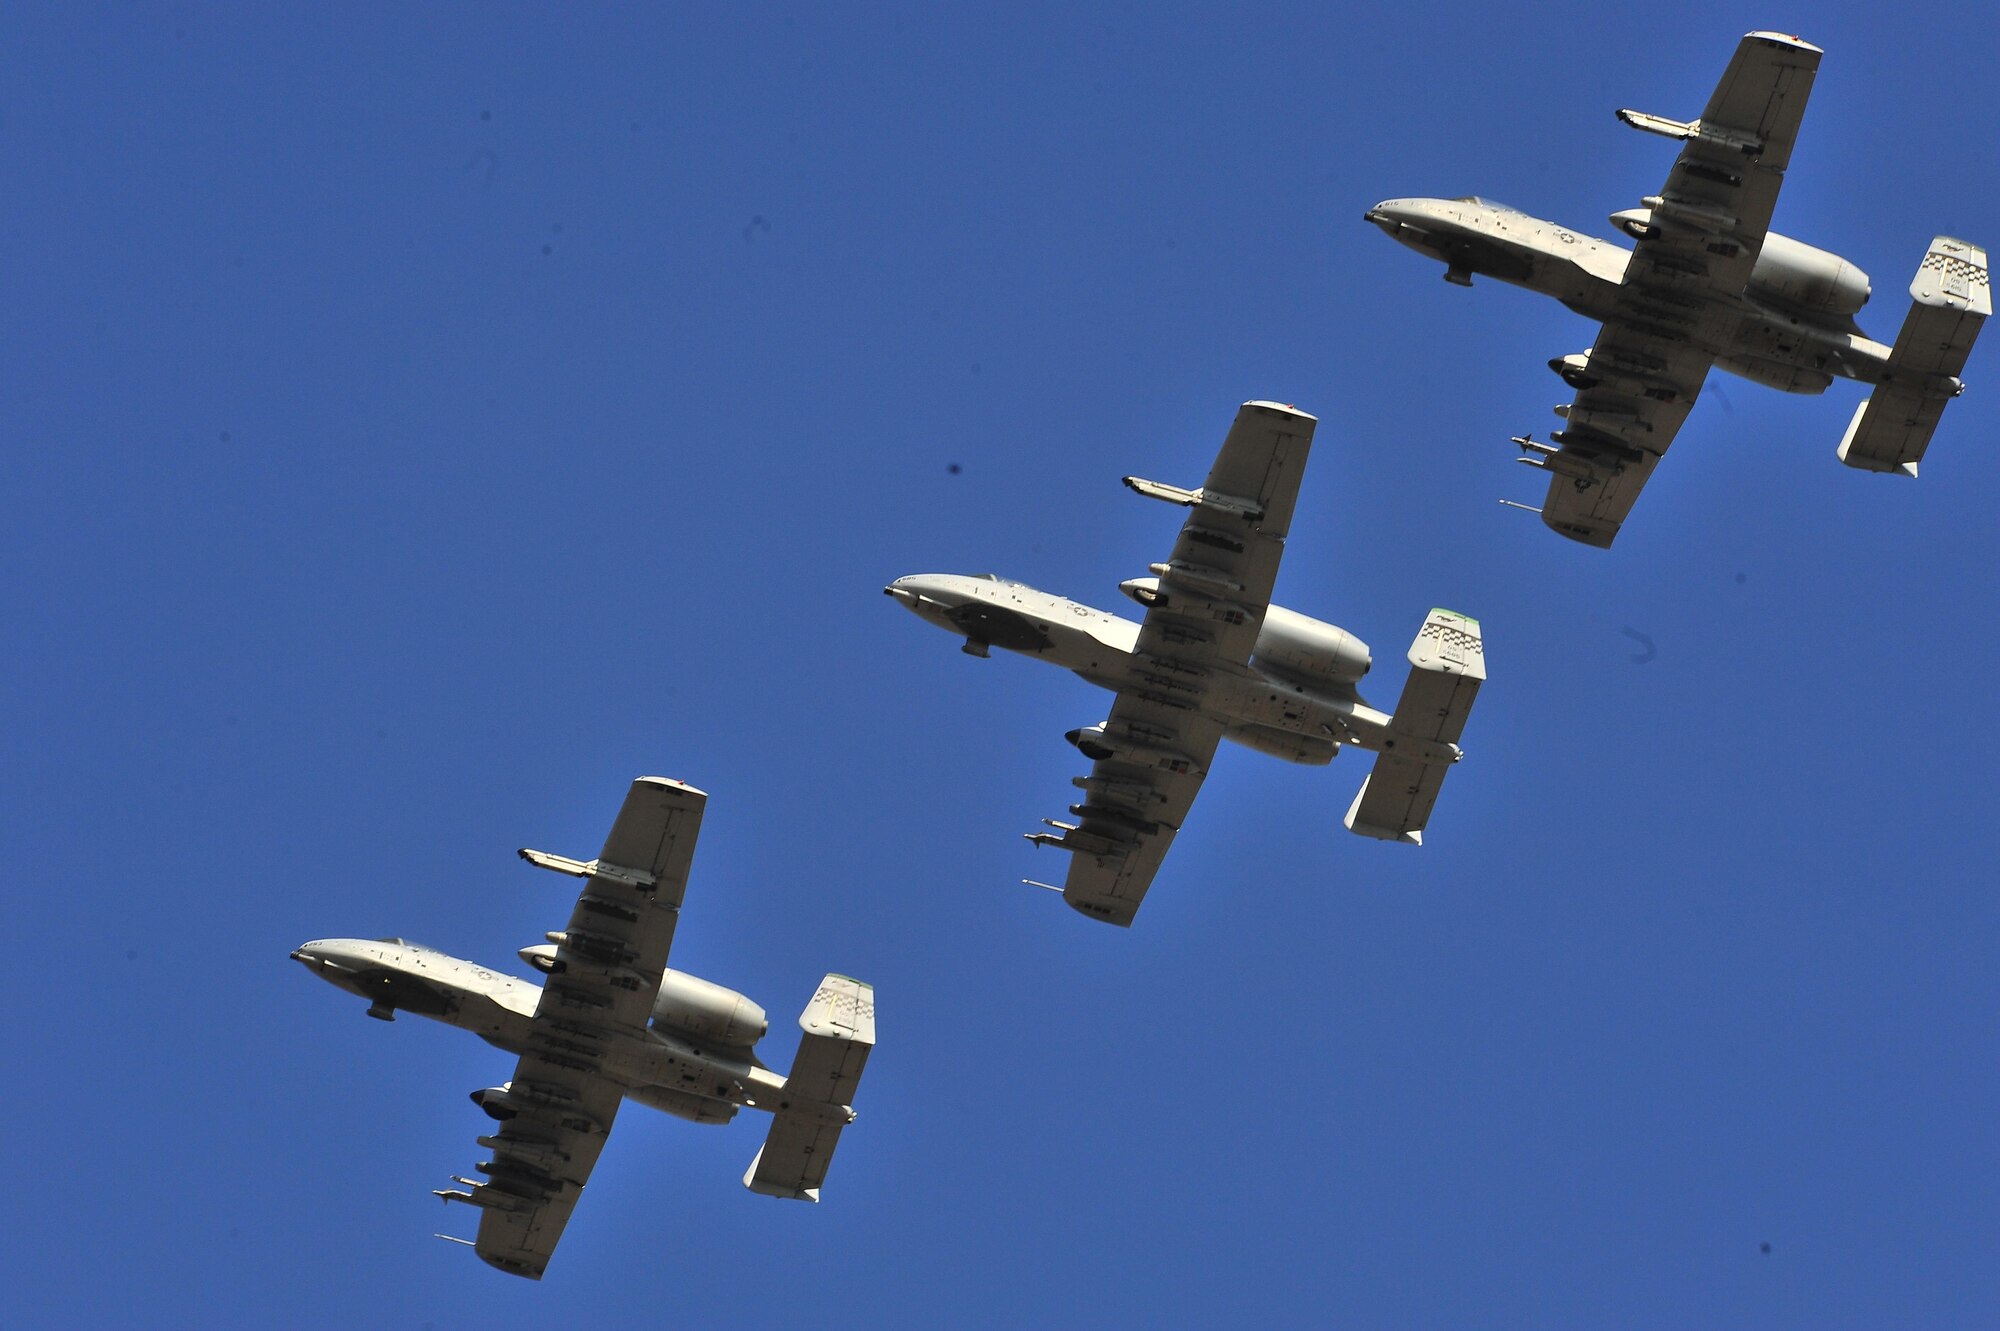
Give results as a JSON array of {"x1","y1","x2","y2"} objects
[
  {"x1": 1038, "y1": 402, "x2": 1315, "y2": 925},
  {"x1": 1538, "y1": 32, "x2": 1821, "y2": 546},
  {"x1": 448, "y1": 778, "x2": 708, "y2": 1278}
]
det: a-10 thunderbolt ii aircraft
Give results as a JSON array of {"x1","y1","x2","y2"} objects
[
  {"x1": 1366, "y1": 31, "x2": 1989, "y2": 548},
  {"x1": 292, "y1": 777, "x2": 875, "y2": 1279},
  {"x1": 886, "y1": 400, "x2": 1486, "y2": 927}
]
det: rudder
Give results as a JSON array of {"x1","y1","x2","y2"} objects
[
  {"x1": 1839, "y1": 236, "x2": 1988, "y2": 476},
  {"x1": 1346, "y1": 610, "x2": 1485, "y2": 845},
  {"x1": 743, "y1": 975, "x2": 875, "y2": 1202}
]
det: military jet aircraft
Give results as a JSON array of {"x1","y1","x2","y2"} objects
[
  {"x1": 887, "y1": 400, "x2": 1486, "y2": 928},
  {"x1": 293, "y1": 776, "x2": 875, "y2": 1279},
  {"x1": 1367, "y1": 30, "x2": 1988, "y2": 547}
]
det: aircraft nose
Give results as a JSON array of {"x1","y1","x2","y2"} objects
[
  {"x1": 292, "y1": 940, "x2": 357, "y2": 977},
  {"x1": 1365, "y1": 200, "x2": 1408, "y2": 232},
  {"x1": 887, "y1": 575, "x2": 960, "y2": 607}
]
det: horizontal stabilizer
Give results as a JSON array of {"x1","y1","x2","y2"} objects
[
  {"x1": 745, "y1": 975, "x2": 875, "y2": 1202},
  {"x1": 1346, "y1": 610, "x2": 1485, "y2": 844},
  {"x1": 1839, "y1": 237, "x2": 1988, "y2": 476}
]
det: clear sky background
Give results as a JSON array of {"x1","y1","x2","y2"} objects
[{"x1": 5, "y1": 4, "x2": 1995, "y2": 1327}]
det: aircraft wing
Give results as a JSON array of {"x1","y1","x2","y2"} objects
[
  {"x1": 452, "y1": 777, "x2": 707, "y2": 1277},
  {"x1": 1628, "y1": 32, "x2": 1820, "y2": 299},
  {"x1": 1533, "y1": 331, "x2": 1712, "y2": 547},
  {"x1": 1043, "y1": 402, "x2": 1314, "y2": 925},
  {"x1": 465, "y1": 1051, "x2": 627, "y2": 1279},
  {"x1": 529, "y1": 776, "x2": 706, "y2": 1031},
  {"x1": 1535, "y1": 34, "x2": 1821, "y2": 547},
  {"x1": 1053, "y1": 703, "x2": 1228, "y2": 927}
]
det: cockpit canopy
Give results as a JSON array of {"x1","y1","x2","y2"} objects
[
  {"x1": 1453, "y1": 196, "x2": 1521, "y2": 213},
  {"x1": 373, "y1": 936, "x2": 435, "y2": 951},
  {"x1": 971, "y1": 573, "x2": 1028, "y2": 588}
]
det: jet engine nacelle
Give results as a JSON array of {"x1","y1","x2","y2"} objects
[
  {"x1": 1224, "y1": 723, "x2": 1337, "y2": 765},
  {"x1": 626, "y1": 1083, "x2": 739, "y2": 1124},
  {"x1": 1608, "y1": 212, "x2": 1870, "y2": 318},
  {"x1": 1713, "y1": 353, "x2": 1834, "y2": 395},
  {"x1": 1747, "y1": 232, "x2": 1871, "y2": 317},
  {"x1": 1252, "y1": 605, "x2": 1371, "y2": 689},
  {"x1": 650, "y1": 970, "x2": 768, "y2": 1050}
]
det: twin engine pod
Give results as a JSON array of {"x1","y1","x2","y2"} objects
[
  {"x1": 519, "y1": 943, "x2": 769, "y2": 1049},
  {"x1": 1607, "y1": 211, "x2": 1872, "y2": 317},
  {"x1": 1118, "y1": 579, "x2": 1372, "y2": 689},
  {"x1": 1746, "y1": 232, "x2": 1872, "y2": 316},
  {"x1": 649, "y1": 971, "x2": 768, "y2": 1049}
]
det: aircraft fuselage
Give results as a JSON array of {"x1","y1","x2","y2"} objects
[
  {"x1": 1364, "y1": 197, "x2": 1898, "y2": 390},
  {"x1": 291, "y1": 938, "x2": 790, "y2": 1115},
  {"x1": 885, "y1": 573, "x2": 1403, "y2": 761}
]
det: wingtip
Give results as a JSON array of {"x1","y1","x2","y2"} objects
[
  {"x1": 1744, "y1": 30, "x2": 1822, "y2": 56},
  {"x1": 632, "y1": 775, "x2": 710, "y2": 798},
  {"x1": 1241, "y1": 399, "x2": 1318, "y2": 424}
]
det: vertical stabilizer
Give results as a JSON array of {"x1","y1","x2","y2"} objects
[
  {"x1": 1345, "y1": 610, "x2": 1485, "y2": 845},
  {"x1": 744, "y1": 975, "x2": 875, "y2": 1202},
  {"x1": 1838, "y1": 236, "x2": 1988, "y2": 476}
]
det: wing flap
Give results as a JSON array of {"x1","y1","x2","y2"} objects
[
  {"x1": 458, "y1": 778, "x2": 710, "y2": 1277},
  {"x1": 1533, "y1": 329, "x2": 1708, "y2": 547},
  {"x1": 1040, "y1": 402, "x2": 1314, "y2": 925},
  {"x1": 1529, "y1": 34, "x2": 1820, "y2": 544},
  {"x1": 1200, "y1": 400, "x2": 1316, "y2": 536},
  {"x1": 534, "y1": 777, "x2": 707, "y2": 1032},
  {"x1": 465, "y1": 1054, "x2": 624, "y2": 1280},
  {"x1": 597, "y1": 776, "x2": 706, "y2": 907},
  {"x1": 1699, "y1": 32, "x2": 1821, "y2": 161},
  {"x1": 1632, "y1": 34, "x2": 1818, "y2": 302},
  {"x1": 1537, "y1": 450, "x2": 1663, "y2": 548},
  {"x1": 1053, "y1": 709, "x2": 1224, "y2": 927}
]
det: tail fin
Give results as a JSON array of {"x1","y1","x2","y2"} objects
[
  {"x1": 1838, "y1": 236, "x2": 1989, "y2": 477},
  {"x1": 1345, "y1": 610, "x2": 1486, "y2": 845},
  {"x1": 743, "y1": 975, "x2": 875, "y2": 1202}
]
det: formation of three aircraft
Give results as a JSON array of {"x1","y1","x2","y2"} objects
[{"x1": 295, "y1": 33, "x2": 1986, "y2": 1278}]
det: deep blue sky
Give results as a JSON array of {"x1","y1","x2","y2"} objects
[{"x1": 6, "y1": 5, "x2": 1995, "y2": 1326}]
